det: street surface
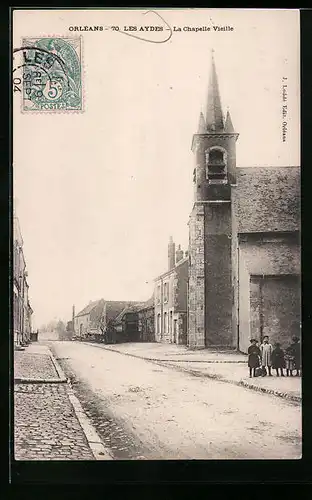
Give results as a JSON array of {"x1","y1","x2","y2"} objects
[
  {"x1": 14, "y1": 383, "x2": 94, "y2": 460},
  {"x1": 50, "y1": 341, "x2": 301, "y2": 460}
]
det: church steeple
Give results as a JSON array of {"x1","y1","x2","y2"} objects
[
  {"x1": 206, "y1": 49, "x2": 224, "y2": 133},
  {"x1": 197, "y1": 112, "x2": 206, "y2": 133},
  {"x1": 224, "y1": 109, "x2": 235, "y2": 133}
]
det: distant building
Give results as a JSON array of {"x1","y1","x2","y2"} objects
[
  {"x1": 112, "y1": 303, "x2": 145, "y2": 343},
  {"x1": 74, "y1": 299, "x2": 143, "y2": 341},
  {"x1": 138, "y1": 295, "x2": 155, "y2": 342},
  {"x1": 154, "y1": 238, "x2": 188, "y2": 345},
  {"x1": 13, "y1": 214, "x2": 33, "y2": 347},
  {"x1": 188, "y1": 51, "x2": 300, "y2": 352}
]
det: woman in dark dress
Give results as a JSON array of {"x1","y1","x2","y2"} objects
[
  {"x1": 292, "y1": 337, "x2": 301, "y2": 376},
  {"x1": 271, "y1": 342, "x2": 286, "y2": 376},
  {"x1": 248, "y1": 339, "x2": 261, "y2": 377}
]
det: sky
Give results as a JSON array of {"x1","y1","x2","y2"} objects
[{"x1": 13, "y1": 9, "x2": 300, "y2": 328}]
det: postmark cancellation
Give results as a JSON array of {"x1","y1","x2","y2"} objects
[{"x1": 14, "y1": 37, "x2": 83, "y2": 112}]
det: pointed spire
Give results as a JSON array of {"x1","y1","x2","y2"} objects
[
  {"x1": 197, "y1": 112, "x2": 207, "y2": 133},
  {"x1": 224, "y1": 109, "x2": 235, "y2": 133},
  {"x1": 206, "y1": 49, "x2": 224, "y2": 132}
]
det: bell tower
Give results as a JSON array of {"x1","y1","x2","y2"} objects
[{"x1": 188, "y1": 50, "x2": 239, "y2": 349}]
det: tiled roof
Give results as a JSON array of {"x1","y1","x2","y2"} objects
[
  {"x1": 155, "y1": 256, "x2": 188, "y2": 281},
  {"x1": 113, "y1": 302, "x2": 145, "y2": 324},
  {"x1": 105, "y1": 301, "x2": 143, "y2": 322},
  {"x1": 234, "y1": 166, "x2": 300, "y2": 233},
  {"x1": 76, "y1": 300, "x2": 102, "y2": 317}
]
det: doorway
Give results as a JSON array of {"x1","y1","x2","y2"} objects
[
  {"x1": 173, "y1": 319, "x2": 178, "y2": 344},
  {"x1": 249, "y1": 274, "x2": 300, "y2": 347}
]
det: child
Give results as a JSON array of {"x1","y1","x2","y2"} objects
[
  {"x1": 247, "y1": 339, "x2": 261, "y2": 377},
  {"x1": 260, "y1": 335, "x2": 273, "y2": 376},
  {"x1": 271, "y1": 342, "x2": 285, "y2": 376},
  {"x1": 285, "y1": 336, "x2": 301, "y2": 376}
]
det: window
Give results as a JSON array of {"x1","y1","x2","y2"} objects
[
  {"x1": 170, "y1": 311, "x2": 173, "y2": 336},
  {"x1": 157, "y1": 285, "x2": 161, "y2": 304},
  {"x1": 205, "y1": 147, "x2": 227, "y2": 184},
  {"x1": 164, "y1": 282, "x2": 169, "y2": 303},
  {"x1": 157, "y1": 313, "x2": 161, "y2": 335},
  {"x1": 164, "y1": 312, "x2": 168, "y2": 334}
]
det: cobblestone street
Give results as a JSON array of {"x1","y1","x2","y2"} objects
[
  {"x1": 14, "y1": 351, "x2": 58, "y2": 380},
  {"x1": 14, "y1": 344, "x2": 98, "y2": 461},
  {"x1": 14, "y1": 383, "x2": 95, "y2": 460}
]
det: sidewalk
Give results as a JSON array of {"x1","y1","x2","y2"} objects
[
  {"x1": 14, "y1": 343, "x2": 112, "y2": 461},
  {"x1": 92, "y1": 342, "x2": 301, "y2": 403}
]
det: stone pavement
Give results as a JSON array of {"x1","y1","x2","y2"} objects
[
  {"x1": 88, "y1": 342, "x2": 301, "y2": 403},
  {"x1": 14, "y1": 342, "x2": 111, "y2": 461}
]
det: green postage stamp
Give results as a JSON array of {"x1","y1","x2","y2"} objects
[{"x1": 20, "y1": 37, "x2": 83, "y2": 112}]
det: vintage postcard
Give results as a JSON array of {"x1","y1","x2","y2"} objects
[{"x1": 12, "y1": 9, "x2": 301, "y2": 463}]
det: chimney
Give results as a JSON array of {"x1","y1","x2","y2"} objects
[
  {"x1": 176, "y1": 244, "x2": 184, "y2": 264},
  {"x1": 168, "y1": 236, "x2": 175, "y2": 271}
]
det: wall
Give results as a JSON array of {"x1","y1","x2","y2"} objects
[
  {"x1": 174, "y1": 259, "x2": 188, "y2": 312},
  {"x1": 138, "y1": 307, "x2": 155, "y2": 342},
  {"x1": 239, "y1": 236, "x2": 300, "y2": 275},
  {"x1": 75, "y1": 314, "x2": 89, "y2": 337},
  {"x1": 261, "y1": 276, "x2": 301, "y2": 346},
  {"x1": 238, "y1": 250, "x2": 252, "y2": 354},
  {"x1": 154, "y1": 269, "x2": 175, "y2": 343},
  {"x1": 89, "y1": 300, "x2": 105, "y2": 333},
  {"x1": 154, "y1": 279, "x2": 162, "y2": 342},
  {"x1": 187, "y1": 204, "x2": 205, "y2": 348},
  {"x1": 237, "y1": 234, "x2": 301, "y2": 353},
  {"x1": 204, "y1": 203, "x2": 233, "y2": 346}
]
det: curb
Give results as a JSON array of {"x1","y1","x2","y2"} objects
[
  {"x1": 49, "y1": 349, "x2": 68, "y2": 382},
  {"x1": 81, "y1": 342, "x2": 246, "y2": 364},
  {"x1": 80, "y1": 342, "x2": 301, "y2": 405},
  {"x1": 14, "y1": 377, "x2": 67, "y2": 384},
  {"x1": 66, "y1": 382, "x2": 113, "y2": 461},
  {"x1": 161, "y1": 361, "x2": 302, "y2": 404}
]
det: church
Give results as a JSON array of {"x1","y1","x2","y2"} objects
[{"x1": 187, "y1": 51, "x2": 300, "y2": 353}]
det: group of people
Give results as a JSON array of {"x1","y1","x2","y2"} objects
[{"x1": 247, "y1": 335, "x2": 301, "y2": 378}]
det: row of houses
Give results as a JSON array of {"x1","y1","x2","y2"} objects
[
  {"x1": 70, "y1": 238, "x2": 189, "y2": 346},
  {"x1": 72, "y1": 298, "x2": 154, "y2": 344},
  {"x1": 13, "y1": 214, "x2": 33, "y2": 347}
]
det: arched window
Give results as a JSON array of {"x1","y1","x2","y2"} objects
[
  {"x1": 205, "y1": 147, "x2": 227, "y2": 184},
  {"x1": 157, "y1": 313, "x2": 161, "y2": 335},
  {"x1": 209, "y1": 148, "x2": 224, "y2": 165}
]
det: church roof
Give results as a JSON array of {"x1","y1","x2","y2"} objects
[{"x1": 234, "y1": 166, "x2": 300, "y2": 233}]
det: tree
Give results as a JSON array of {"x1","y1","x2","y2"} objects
[{"x1": 56, "y1": 320, "x2": 65, "y2": 334}]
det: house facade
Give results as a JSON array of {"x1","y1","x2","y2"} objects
[
  {"x1": 13, "y1": 214, "x2": 33, "y2": 347},
  {"x1": 154, "y1": 238, "x2": 188, "y2": 345},
  {"x1": 138, "y1": 296, "x2": 155, "y2": 342},
  {"x1": 187, "y1": 51, "x2": 300, "y2": 353},
  {"x1": 74, "y1": 299, "x2": 143, "y2": 341}
]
